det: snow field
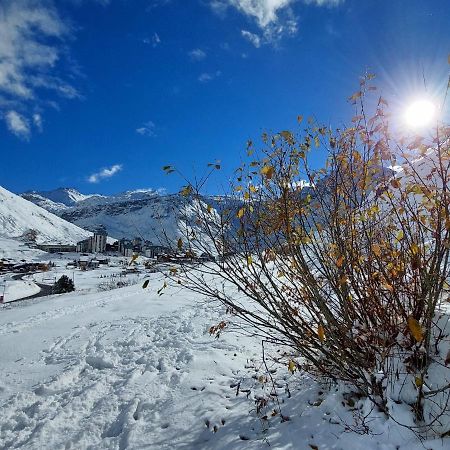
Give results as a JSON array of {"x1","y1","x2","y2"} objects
[{"x1": 0, "y1": 271, "x2": 449, "y2": 449}]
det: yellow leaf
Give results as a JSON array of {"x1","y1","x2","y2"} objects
[
  {"x1": 260, "y1": 165, "x2": 274, "y2": 179},
  {"x1": 249, "y1": 185, "x2": 257, "y2": 193},
  {"x1": 177, "y1": 238, "x2": 183, "y2": 250},
  {"x1": 234, "y1": 186, "x2": 243, "y2": 192},
  {"x1": 318, "y1": 325, "x2": 325, "y2": 342},
  {"x1": 415, "y1": 376, "x2": 423, "y2": 387},
  {"x1": 244, "y1": 192, "x2": 250, "y2": 200},
  {"x1": 396, "y1": 230, "x2": 404, "y2": 241},
  {"x1": 372, "y1": 244, "x2": 381, "y2": 257},
  {"x1": 280, "y1": 130, "x2": 294, "y2": 143},
  {"x1": 314, "y1": 136, "x2": 320, "y2": 148},
  {"x1": 207, "y1": 204, "x2": 213, "y2": 213},
  {"x1": 247, "y1": 256, "x2": 253, "y2": 265},
  {"x1": 237, "y1": 207, "x2": 245, "y2": 219},
  {"x1": 288, "y1": 360, "x2": 296, "y2": 373},
  {"x1": 180, "y1": 185, "x2": 192, "y2": 197},
  {"x1": 336, "y1": 256, "x2": 344, "y2": 268},
  {"x1": 349, "y1": 91, "x2": 362, "y2": 103},
  {"x1": 407, "y1": 316, "x2": 423, "y2": 342}
]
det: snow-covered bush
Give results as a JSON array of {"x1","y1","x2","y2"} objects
[
  {"x1": 162, "y1": 76, "x2": 450, "y2": 434},
  {"x1": 97, "y1": 279, "x2": 135, "y2": 291}
]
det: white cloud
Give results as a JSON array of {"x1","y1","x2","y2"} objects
[
  {"x1": 0, "y1": 0, "x2": 79, "y2": 138},
  {"x1": 210, "y1": 0, "x2": 342, "y2": 44},
  {"x1": 5, "y1": 110, "x2": 30, "y2": 139},
  {"x1": 136, "y1": 120, "x2": 156, "y2": 137},
  {"x1": 189, "y1": 48, "x2": 207, "y2": 61},
  {"x1": 198, "y1": 70, "x2": 222, "y2": 83},
  {"x1": 241, "y1": 30, "x2": 261, "y2": 47},
  {"x1": 232, "y1": 0, "x2": 293, "y2": 28},
  {"x1": 88, "y1": 164, "x2": 123, "y2": 183}
]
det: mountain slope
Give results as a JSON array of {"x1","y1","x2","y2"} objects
[
  {"x1": 22, "y1": 188, "x2": 239, "y2": 244},
  {"x1": 23, "y1": 187, "x2": 105, "y2": 208},
  {"x1": 0, "y1": 186, "x2": 91, "y2": 244}
]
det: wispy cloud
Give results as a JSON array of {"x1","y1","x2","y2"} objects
[
  {"x1": 5, "y1": 110, "x2": 30, "y2": 139},
  {"x1": 209, "y1": 0, "x2": 342, "y2": 44},
  {"x1": 146, "y1": 0, "x2": 172, "y2": 10},
  {"x1": 189, "y1": 48, "x2": 207, "y2": 61},
  {"x1": 143, "y1": 32, "x2": 161, "y2": 47},
  {"x1": 0, "y1": 0, "x2": 80, "y2": 138},
  {"x1": 88, "y1": 164, "x2": 123, "y2": 183},
  {"x1": 241, "y1": 30, "x2": 261, "y2": 48},
  {"x1": 136, "y1": 120, "x2": 156, "y2": 137},
  {"x1": 198, "y1": 70, "x2": 222, "y2": 83},
  {"x1": 33, "y1": 113, "x2": 43, "y2": 132}
]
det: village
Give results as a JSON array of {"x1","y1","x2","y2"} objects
[{"x1": 0, "y1": 225, "x2": 216, "y2": 304}]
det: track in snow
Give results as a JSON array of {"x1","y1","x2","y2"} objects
[{"x1": 0, "y1": 298, "x2": 266, "y2": 449}]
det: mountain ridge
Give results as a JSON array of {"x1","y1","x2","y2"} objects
[{"x1": 0, "y1": 186, "x2": 91, "y2": 245}]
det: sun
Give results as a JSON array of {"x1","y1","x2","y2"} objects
[{"x1": 404, "y1": 99, "x2": 436, "y2": 129}]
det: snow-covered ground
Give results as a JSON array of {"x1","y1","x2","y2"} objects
[
  {"x1": 0, "y1": 237, "x2": 46, "y2": 261},
  {"x1": 23, "y1": 255, "x2": 147, "y2": 293},
  {"x1": 2, "y1": 280, "x2": 40, "y2": 302},
  {"x1": 1, "y1": 268, "x2": 449, "y2": 449}
]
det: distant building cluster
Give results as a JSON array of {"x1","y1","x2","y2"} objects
[
  {"x1": 118, "y1": 237, "x2": 169, "y2": 258},
  {"x1": 76, "y1": 226, "x2": 108, "y2": 253},
  {"x1": 36, "y1": 224, "x2": 173, "y2": 261},
  {"x1": 36, "y1": 244, "x2": 76, "y2": 253}
]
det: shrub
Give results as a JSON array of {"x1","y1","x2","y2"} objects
[
  {"x1": 97, "y1": 279, "x2": 135, "y2": 291},
  {"x1": 53, "y1": 275, "x2": 75, "y2": 294},
  {"x1": 162, "y1": 75, "x2": 450, "y2": 433}
]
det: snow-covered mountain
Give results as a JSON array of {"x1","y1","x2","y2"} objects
[
  {"x1": 22, "y1": 188, "x2": 237, "y2": 244},
  {"x1": 22, "y1": 187, "x2": 106, "y2": 212},
  {"x1": 0, "y1": 186, "x2": 91, "y2": 245}
]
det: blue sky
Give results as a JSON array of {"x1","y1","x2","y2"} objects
[{"x1": 1, "y1": 0, "x2": 449, "y2": 195}]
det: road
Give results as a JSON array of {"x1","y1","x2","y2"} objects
[{"x1": 5, "y1": 273, "x2": 54, "y2": 303}]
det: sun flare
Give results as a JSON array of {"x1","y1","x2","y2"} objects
[{"x1": 404, "y1": 99, "x2": 436, "y2": 129}]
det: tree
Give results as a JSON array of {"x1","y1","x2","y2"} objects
[
  {"x1": 161, "y1": 74, "x2": 450, "y2": 434},
  {"x1": 53, "y1": 275, "x2": 75, "y2": 294}
]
